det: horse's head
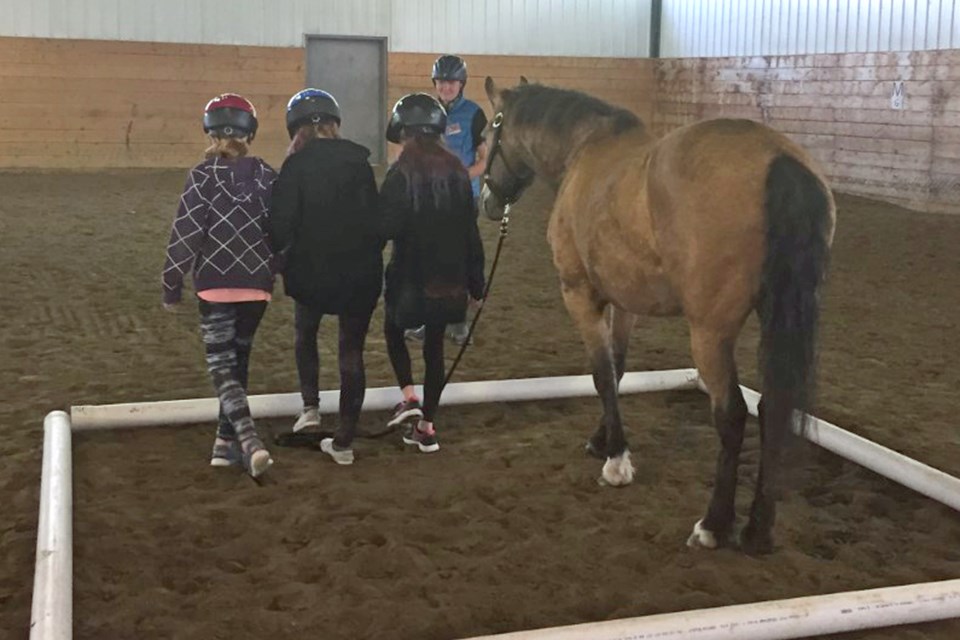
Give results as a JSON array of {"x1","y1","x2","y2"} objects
[{"x1": 480, "y1": 76, "x2": 536, "y2": 221}]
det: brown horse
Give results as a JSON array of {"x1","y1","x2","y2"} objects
[{"x1": 480, "y1": 77, "x2": 835, "y2": 554}]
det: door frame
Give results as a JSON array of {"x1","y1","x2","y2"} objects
[{"x1": 303, "y1": 34, "x2": 389, "y2": 164}]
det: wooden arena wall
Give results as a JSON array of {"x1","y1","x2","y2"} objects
[
  {"x1": 653, "y1": 50, "x2": 960, "y2": 214},
  {"x1": 0, "y1": 36, "x2": 655, "y2": 171},
  {"x1": 2, "y1": 36, "x2": 957, "y2": 214}
]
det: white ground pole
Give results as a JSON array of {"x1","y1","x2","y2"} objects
[
  {"x1": 735, "y1": 385, "x2": 960, "y2": 513},
  {"x1": 32, "y1": 370, "x2": 960, "y2": 639},
  {"x1": 30, "y1": 411, "x2": 72, "y2": 640},
  {"x1": 69, "y1": 369, "x2": 702, "y2": 430},
  {"x1": 462, "y1": 579, "x2": 960, "y2": 640}
]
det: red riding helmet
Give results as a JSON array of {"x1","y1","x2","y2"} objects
[{"x1": 203, "y1": 93, "x2": 258, "y2": 140}]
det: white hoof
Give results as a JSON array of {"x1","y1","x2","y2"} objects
[
  {"x1": 600, "y1": 451, "x2": 634, "y2": 487},
  {"x1": 686, "y1": 519, "x2": 718, "y2": 549}
]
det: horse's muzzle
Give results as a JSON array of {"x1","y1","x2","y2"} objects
[{"x1": 480, "y1": 184, "x2": 505, "y2": 221}]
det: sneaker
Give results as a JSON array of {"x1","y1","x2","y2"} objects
[
  {"x1": 210, "y1": 437, "x2": 241, "y2": 467},
  {"x1": 404, "y1": 326, "x2": 425, "y2": 342},
  {"x1": 402, "y1": 423, "x2": 440, "y2": 453},
  {"x1": 319, "y1": 438, "x2": 355, "y2": 465},
  {"x1": 447, "y1": 327, "x2": 472, "y2": 346},
  {"x1": 244, "y1": 445, "x2": 274, "y2": 479},
  {"x1": 293, "y1": 406, "x2": 321, "y2": 432},
  {"x1": 387, "y1": 399, "x2": 423, "y2": 428}
]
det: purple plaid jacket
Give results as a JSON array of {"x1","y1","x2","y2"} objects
[{"x1": 162, "y1": 156, "x2": 277, "y2": 304}]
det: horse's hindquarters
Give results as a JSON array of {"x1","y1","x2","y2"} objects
[{"x1": 645, "y1": 118, "x2": 835, "y2": 552}]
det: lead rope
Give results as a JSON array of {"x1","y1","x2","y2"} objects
[{"x1": 441, "y1": 205, "x2": 511, "y2": 390}]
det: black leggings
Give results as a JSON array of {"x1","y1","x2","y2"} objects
[
  {"x1": 198, "y1": 300, "x2": 267, "y2": 449},
  {"x1": 295, "y1": 302, "x2": 373, "y2": 446},
  {"x1": 384, "y1": 314, "x2": 445, "y2": 422}
]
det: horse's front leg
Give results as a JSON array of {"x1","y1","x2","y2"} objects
[
  {"x1": 561, "y1": 283, "x2": 634, "y2": 487},
  {"x1": 586, "y1": 305, "x2": 635, "y2": 459},
  {"x1": 610, "y1": 305, "x2": 636, "y2": 382}
]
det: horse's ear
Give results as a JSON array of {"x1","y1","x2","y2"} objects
[
  {"x1": 485, "y1": 76, "x2": 501, "y2": 108},
  {"x1": 519, "y1": 75, "x2": 529, "y2": 85}
]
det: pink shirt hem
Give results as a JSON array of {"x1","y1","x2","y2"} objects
[{"x1": 198, "y1": 289, "x2": 272, "y2": 303}]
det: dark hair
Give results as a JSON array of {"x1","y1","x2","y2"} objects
[{"x1": 395, "y1": 132, "x2": 470, "y2": 210}]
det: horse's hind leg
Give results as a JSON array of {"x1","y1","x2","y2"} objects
[
  {"x1": 686, "y1": 327, "x2": 747, "y2": 549},
  {"x1": 561, "y1": 284, "x2": 634, "y2": 486},
  {"x1": 587, "y1": 306, "x2": 635, "y2": 457},
  {"x1": 739, "y1": 397, "x2": 784, "y2": 555}
]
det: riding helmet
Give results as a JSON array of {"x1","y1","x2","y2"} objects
[
  {"x1": 203, "y1": 93, "x2": 258, "y2": 140},
  {"x1": 285, "y1": 88, "x2": 341, "y2": 138},
  {"x1": 386, "y1": 93, "x2": 447, "y2": 144},
  {"x1": 431, "y1": 55, "x2": 467, "y2": 85}
]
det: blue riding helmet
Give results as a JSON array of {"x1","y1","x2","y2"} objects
[{"x1": 286, "y1": 88, "x2": 341, "y2": 138}]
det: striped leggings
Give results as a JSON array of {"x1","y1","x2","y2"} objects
[{"x1": 198, "y1": 300, "x2": 267, "y2": 453}]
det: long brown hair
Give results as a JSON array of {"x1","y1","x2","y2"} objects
[
  {"x1": 287, "y1": 118, "x2": 341, "y2": 157},
  {"x1": 395, "y1": 132, "x2": 470, "y2": 210},
  {"x1": 204, "y1": 135, "x2": 249, "y2": 159}
]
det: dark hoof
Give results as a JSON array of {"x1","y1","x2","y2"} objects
[
  {"x1": 688, "y1": 517, "x2": 740, "y2": 550},
  {"x1": 739, "y1": 524, "x2": 775, "y2": 556}
]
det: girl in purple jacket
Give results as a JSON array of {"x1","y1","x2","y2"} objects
[{"x1": 161, "y1": 94, "x2": 277, "y2": 478}]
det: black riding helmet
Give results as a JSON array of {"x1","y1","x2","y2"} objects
[
  {"x1": 285, "y1": 88, "x2": 341, "y2": 138},
  {"x1": 386, "y1": 93, "x2": 447, "y2": 144},
  {"x1": 431, "y1": 55, "x2": 467, "y2": 85}
]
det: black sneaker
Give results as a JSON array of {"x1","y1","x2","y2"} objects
[
  {"x1": 387, "y1": 399, "x2": 423, "y2": 428},
  {"x1": 402, "y1": 424, "x2": 440, "y2": 453}
]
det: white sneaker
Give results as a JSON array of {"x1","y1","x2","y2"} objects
[
  {"x1": 247, "y1": 449, "x2": 273, "y2": 478},
  {"x1": 320, "y1": 438, "x2": 355, "y2": 465},
  {"x1": 293, "y1": 406, "x2": 320, "y2": 432}
]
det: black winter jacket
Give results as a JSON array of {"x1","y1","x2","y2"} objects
[{"x1": 269, "y1": 138, "x2": 383, "y2": 315}]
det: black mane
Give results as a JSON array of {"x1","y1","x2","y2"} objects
[{"x1": 505, "y1": 83, "x2": 641, "y2": 135}]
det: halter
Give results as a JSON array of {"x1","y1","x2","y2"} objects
[{"x1": 482, "y1": 112, "x2": 533, "y2": 207}]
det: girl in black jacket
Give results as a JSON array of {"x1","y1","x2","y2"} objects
[
  {"x1": 381, "y1": 93, "x2": 485, "y2": 453},
  {"x1": 269, "y1": 89, "x2": 382, "y2": 465}
]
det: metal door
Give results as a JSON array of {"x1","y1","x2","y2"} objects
[{"x1": 305, "y1": 35, "x2": 387, "y2": 164}]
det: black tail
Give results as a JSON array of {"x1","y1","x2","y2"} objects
[{"x1": 758, "y1": 154, "x2": 832, "y2": 441}]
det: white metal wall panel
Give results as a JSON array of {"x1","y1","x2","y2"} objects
[
  {"x1": 661, "y1": 0, "x2": 960, "y2": 58},
  {"x1": 0, "y1": 0, "x2": 391, "y2": 47},
  {"x1": 0, "y1": 0, "x2": 651, "y2": 57},
  {"x1": 390, "y1": 0, "x2": 650, "y2": 56}
]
